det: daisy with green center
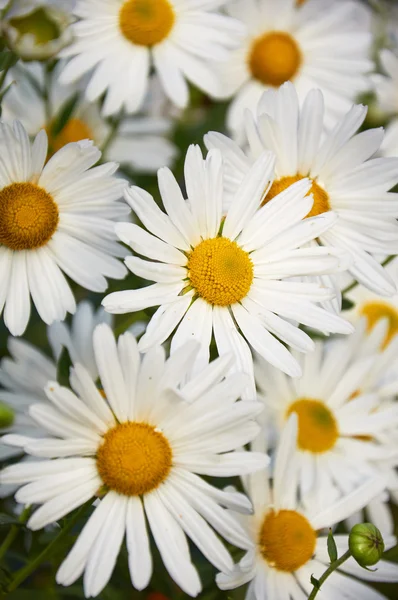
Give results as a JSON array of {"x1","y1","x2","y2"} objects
[
  {"x1": 102, "y1": 145, "x2": 352, "y2": 397},
  {"x1": 0, "y1": 324, "x2": 268, "y2": 597},
  {"x1": 255, "y1": 317, "x2": 398, "y2": 534},
  {"x1": 217, "y1": 0, "x2": 372, "y2": 141},
  {"x1": 0, "y1": 120, "x2": 128, "y2": 336},
  {"x1": 206, "y1": 82, "x2": 398, "y2": 297},
  {"x1": 217, "y1": 416, "x2": 398, "y2": 600},
  {"x1": 59, "y1": 0, "x2": 244, "y2": 116},
  {"x1": 2, "y1": 0, "x2": 74, "y2": 60}
]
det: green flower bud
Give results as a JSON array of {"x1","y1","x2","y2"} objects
[
  {"x1": 4, "y1": 5, "x2": 73, "y2": 61},
  {"x1": 349, "y1": 523, "x2": 385, "y2": 568},
  {"x1": 0, "y1": 400, "x2": 15, "y2": 429}
]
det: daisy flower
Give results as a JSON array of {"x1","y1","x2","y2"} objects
[
  {"x1": 217, "y1": 416, "x2": 398, "y2": 600},
  {"x1": 0, "y1": 301, "x2": 110, "y2": 496},
  {"x1": 59, "y1": 0, "x2": 244, "y2": 116},
  {"x1": 2, "y1": 0, "x2": 75, "y2": 60},
  {"x1": 345, "y1": 258, "x2": 398, "y2": 349},
  {"x1": 255, "y1": 317, "x2": 398, "y2": 534},
  {"x1": 0, "y1": 120, "x2": 128, "y2": 336},
  {"x1": 0, "y1": 323, "x2": 268, "y2": 597},
  {"x1": 3, "y1": 62, "x2": 177, "y2": 173},
  {"x1": 102, "y1": 145, "x2": 352, "y2": 397},
  {"x1": 205, "y1": 82, "x2": 398, "y2": 296},
  {"x1": 218, "y1": 0, "x2": 372, "y2": 140}
]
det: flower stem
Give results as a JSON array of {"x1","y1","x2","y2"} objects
[
  {"x1": 342, "y1": 255, "x2": 396, "y2": 297},
  {"x1": 1, "y1": 500, "x2": 92, "y2": 596},
  {"x1": 0, "y1": 506, "x2": 31, "y2": 564},
  {"x1": 101, "y1": 115, "x2": 122, "y2": 157},
  {"x1": 307, "y1": 550, "x2": 352, "y2": 599}
]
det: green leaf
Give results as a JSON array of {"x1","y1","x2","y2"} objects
[
  {"x1": 50, "y1": 92, "x2": 79, "y2": 138},
  {"x1": 327, "y1": 529, "x2": 338, "y2": 563},
  {"x1": 0, "y1": 80, "x2": 14, "y2": 104},
  {"x1": 342, "y1": 297, "x2": 355, "y2": 311},
  {"x1": 57, "y1": 346, "x2": 73, "y2": 388},
  {"x1": 310, "y1": 575, "x2": 320, "y2": 590},
  {"x1": 0, "y1": 50, "x2": 18, "y2": 72},
  {"x1": 0, "y1": 566, "x2": 12, "y2": 592},
  {"x1": 0, "y1": 513, "x2": 22, "y2": 528}
]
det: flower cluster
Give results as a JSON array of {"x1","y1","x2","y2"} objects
[{"x1": 0, "y1": 1, "x2": 398, "y2": 600}]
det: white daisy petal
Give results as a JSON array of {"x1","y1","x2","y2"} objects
[
  {"x1": 126, "y1": 496, "x2": 152, "y2": 590},
  {"x1": 144, "y1": 491, "x2": 202, "y2": 597},
  {"x1": 93, "y1": 323, "x2": 129, "y2": 422},
  {"x1": 83, "y1": 494, "x2": 128, "y2": 598}
]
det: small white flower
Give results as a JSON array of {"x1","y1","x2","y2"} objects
[
  {"x1": 206, "y1": 82, "x2": 398, "y2": 297},
  {"x1": 217, "y1": 416, "x2": 398, "y2": 600},
  {"x1": 60, "y1": 0, "x2": 244, "y2": 116},
  {"x1": 0, "y1": 323, "x2": 268, "y2": 597},
  {"x1": 0, "y1": 120, "x2": 128, "y2": 335},
  {"x1": 217, "y1": 0, "x2": 373, "y2": 140},
  {"x1": 103, "y1": 144, "x2": 352, "y2": 397},
  {"x1": 2, "y1": 62, "x2": 177, "y2": 173},
  {"x1": 255, "y1": 318, "x2": 398, "y2": 535}
]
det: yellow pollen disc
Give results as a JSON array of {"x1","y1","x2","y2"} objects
[
  {"x1": 259, "y1": 510, "x2": 316, "y2": 572},
  {"x1": 10, "y1": 8, "x2": 60, "y2": 45},
  {"x1": 360, "y1": 301, "x2": 398, "y2": 349},
  {"x1": 96, "y1": 422, "x2": 172, "y2": 496},
  {"x1": 264, "y1": 174, "x2": 330, "y2": 218},
  {"x1": 187, "y1": 237, "x2": 254, "y2": 307},
  {"x1": 47, "y1": 118, "x2": 93, "y2": 157},
  {"x1": 0, "y1": 182, "x2": 59, "y2": 251},
  {"x1": 249, "y1": 31, "x2": 302, "y2": 87},
  {"x1": 119, "y1": 0, "x2": 175, "y2": 47},
  {"x1": 286, "y1": 398, "x2": 339, "y2": 453}
]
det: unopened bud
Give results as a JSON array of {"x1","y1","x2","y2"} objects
[
  {"x1": 0, "y1": 401, "x2": 15, "y2": 428},
  {"x1": 4, "y1": 5, "x2": 73, "y2": 61},
  {"x1": 349, "y1": 523, "x2": 385, "y2": 568}
]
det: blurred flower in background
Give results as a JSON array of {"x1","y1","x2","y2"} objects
[{"x1": 1, "y1": 0, "x2": 75, "y2": 60}]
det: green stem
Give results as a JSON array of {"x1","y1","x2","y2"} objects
[
  {"x1": 308, "y1": 550, "x2": 352, "y2": 599},
  {"x1": 0, "y1": 52, "x2": 16, "y2": 93},
  {"x1": 0, "y1": 506, "x2": 31, "y2": 564},
  {"x1": 101, "y1": 115, "x2": 122, "y2": 156},
  {"x1": 2, "y1": 500, "x2": 92, "y2": 596},
  {"x1": 342, "y1": 255, "x2": 397, "y2": 297}
]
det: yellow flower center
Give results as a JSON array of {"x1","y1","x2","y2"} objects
[
  {"x1": 0, "y1": 182, "x2": 59, "y2": 251},
  {"x1": 259, "y1": 509, "x2": 316, "y2": 572},
  {"x1": 286, "y1": 398, "x2": 339, "y2": 453},
  {"x1": 119, "y1": 0, "x2": 175, "y2": 47},
  {"x1": 249, "y1": 31, "x2": 302, "y2": 87},
  {"x1": 187, "y1": 237, "x2": 254, "y2": 306},
  {"x1": 10, "y1": 8, "x2": 61, "y2": 45},
  {"x1": 96, "y1": 422, "x2": 173, "y2": 496},
  {"x1": 265, "y1": 175, "x2": 330, "y2": 218},
  {"x1": 46, "y1": 118, "x2": 93, "y2": 157},
  {"x1": 360, "y1": 301, "x2": 398, "y2": 349}
]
